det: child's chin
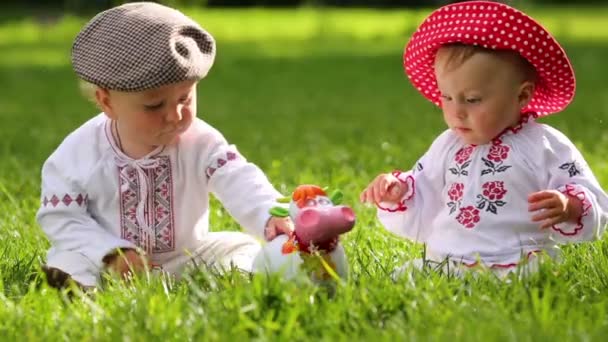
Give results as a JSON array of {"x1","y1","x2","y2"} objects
[
  {"x1": 159, "y1": 133, "x2": 181, "y2": 146},
  {"x1": 166, "y1": 136, "x2": 181, "y2": 146},
  {"x1": 456, "y1": 133, "x2": 489, "y2": 145},
  {"x1": 460, "y1": 138, "x2": 483, "y2": 145}
]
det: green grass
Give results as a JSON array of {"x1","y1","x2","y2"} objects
[{"x1": 2, "y1": 6, "x2": 608, "y2": 341}]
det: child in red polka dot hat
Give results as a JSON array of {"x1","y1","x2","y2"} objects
[{"x1": 360, "y1": 1, "x2": 608, "y2": 278}]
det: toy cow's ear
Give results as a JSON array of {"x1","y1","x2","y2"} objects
[
  {"x1": 330, "y1": 190, "x2": 343, "y2": 205},
  {"x1": 269, "y1": 206, "x2": 290, "y2": 217},
  {"x1": 276, "y1": 196, "x2": 291, "y2": 204}
]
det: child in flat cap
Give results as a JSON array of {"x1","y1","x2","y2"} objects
[
  {"x1": 360, "y1": 1, "x2": 608, "y2": 278},
  {"x1": 37, "y1": 2, "x2": 293, "y2": 288}
]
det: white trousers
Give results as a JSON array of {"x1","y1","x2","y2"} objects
[
  {"x1": 45, "y1": 231, "x2": 262, "y2": 287},
  {"x1": 392, "y1": 252, "x2": 545, "y2": 280}
]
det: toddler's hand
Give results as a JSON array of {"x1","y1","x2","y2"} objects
[
  {"x1": 360, "y1": 173, "x2": 408, "y2": 205},
  {"x1": 528, "y1": 190, "x2": 583, "y2": 229},
  {"x1": 103, "y1": 249, "x2": 149, "y2": 280},
  {"x1": 264, "y1": 216, "x2": 295, "y2": 241}
]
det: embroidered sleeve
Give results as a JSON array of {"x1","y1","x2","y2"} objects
[
  {"x1": 36, "y1": 155, "x2": 136, "y2": 270},
  {"x1": 205, "y1": 142, "x2": 283, "y2": 239},
  {"x1": 376, "y1": 130, "x2": 454, "y2": 243},
  {"x1": 539, "y1": 128, "x2": 608, "y2": 242},
  {"x1": 376, "y1": 171, "x2": 415, "y2": 213}
]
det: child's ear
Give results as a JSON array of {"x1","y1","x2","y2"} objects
[
  {"x1": 95, "y1": 88, "x2": 116, "y2": 119},
  {"x1": 518, "y1": 81, "x2": 535, "y2": 109}
]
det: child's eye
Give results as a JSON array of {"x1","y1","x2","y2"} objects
[
  {"x1": 466, "y1": 98, "x2": 481, "y2": 104},
  {"x1": 440, "y1": 94, "x2": 452, "y2": 101},
  {"x1": 179, "y1": 95, "x2": 192, "y2": 104},
  {"x1": 144, "y1": 102, "x2": 164, "y2": 111}
]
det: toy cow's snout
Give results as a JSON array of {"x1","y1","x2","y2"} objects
[{"x1": 294, "y1": 205, "x2": 355, "y2": 245}]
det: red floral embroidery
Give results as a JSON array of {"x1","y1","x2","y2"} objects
[
  {"x1": 456, "y1": 206, "x2": 480, "y2": 229},
  {"x1": 476, "y1": 181, "x2": 508, "y2": 214},
  {"x1": 42, "y1": 194, "x2": 88, "y2": 208},
  {"x1": 455, "y1": 146, "x2": 474, "y2": 164},
  {"x1": 481, "y1": 141, "x2": 512, "y2": 176},
  {"x1": 446, "y1": 183, "x2": 464, "y2": 215},
  {"x1": 487, "y1": 143, "x2": 509, "y2": 162},
  {"x1": 482, "y1": 181, "x2": 507, "y2": 201},
  {"x1": 450, "y1": 145, "x2": 475, "y2": 177},
  {"x1": 448, "y1": 183, "x2": 464, "y2": 201},
  {"x1": 206, "y1": 150, "x2": 240, "y2": 179}
]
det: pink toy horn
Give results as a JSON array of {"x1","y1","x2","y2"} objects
[{"x1": 294, "y1": 206, "x2": 355, "y2": 246}]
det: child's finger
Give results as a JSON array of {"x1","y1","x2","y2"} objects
[
  {"x1": 374, "y1": 181, "x2": 389, "y2": 203},
  {"x1": 371, "y1": 184, "x2": 381, "y2": 204},
  {"x1": 540, "y1": 216, "x2": 562, "y2": 229},
  {"x1": 279, "y1": 218, "x2": 294, "y2": 233},
  {"x1": 381, "y1": 178, "x2": 392, "y2": 193},
  {"x1": 531, "y1": 208, "x2": 557, "y2": 222},
  {"x1": 264, "y1": 227, "x2": 277, "y2": 241},
  {"x1": 359, "y1": 189, "x2": 366, "y2": 203},
  {"x1": 528, "y1": 198, "x2": 555, "y2": 212},
  {"x1": 528, "y1": 191, "x2": 554, "y2": 203},
  {"x1": 359, "y1": 186, "x2": 372, "y2": 203}
]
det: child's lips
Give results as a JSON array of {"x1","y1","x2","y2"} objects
[{"x1": 163, "y1": 126, "x2": 187, "y2": 135}]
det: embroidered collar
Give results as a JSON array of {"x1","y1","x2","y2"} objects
[
  {"x1": 491, "y1": 112, "x2": 537, "y2": 144},
  {"x1": 103, "y1": 117, "x2": 165, "y2": 253},
  {"x1": 103, "y1": 118, "x2": 165, "y2": 161}
]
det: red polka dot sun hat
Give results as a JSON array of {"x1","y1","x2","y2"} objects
[{"x1": 404, "y1": 1, "x2": 575, "y2": 116}]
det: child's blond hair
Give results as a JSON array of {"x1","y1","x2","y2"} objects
[
  {"x1": 78, "y1": 79, "x2": 101, "y2": 107},
  {"x1": 436, "y1": 43, "x2": 537, "y2": 83}
]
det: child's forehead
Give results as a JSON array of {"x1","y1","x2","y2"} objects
[
  {"x1": 434, "y1": 52, "x2": 522, "y2": 92},
  {"x1": 138, "y1": 79, "x2": 198, "y2": 96},
  {"x1": 436, "y1": 49, "x2": 516, "y2": 76}
]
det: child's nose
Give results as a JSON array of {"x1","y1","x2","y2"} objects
[
  {"x1": 450, "y1": 103, "x2": 467, "y2": 119},
  {"x1": 166, "y1": 105, "x2": 183, "y2": 122}
]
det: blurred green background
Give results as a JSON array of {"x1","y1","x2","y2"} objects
[
  {"x1": 2, "y1": 1, "x2": 608, "y2": 340},
  {"x1": 8, "y1": 0, "x2": 608, "y2": 11}
]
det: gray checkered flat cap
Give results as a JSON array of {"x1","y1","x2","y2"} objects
[{"x1": 72, "y1": 2, "x2": 215, "y2": 92}]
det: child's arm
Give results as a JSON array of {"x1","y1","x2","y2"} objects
[
  {"x1": 365, "y1": 130, "x2": 455, "y2": 243},
  {"x1": 204, "y1": 141, "x2": 285, "y2": 239},
  {"x1": 36, "y1": 156, "x2": 138, "y2": 272},
  {"x1": 528, "y1": 127, "x2": 608, "y2": 242}
]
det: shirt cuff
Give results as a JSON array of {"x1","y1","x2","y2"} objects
[
  {"x1": 551, "y1": 184, "x2": 592, "y2": 237},
  {"x1": 377, "y1": 171, "x2": 415, "y2": 212}
]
